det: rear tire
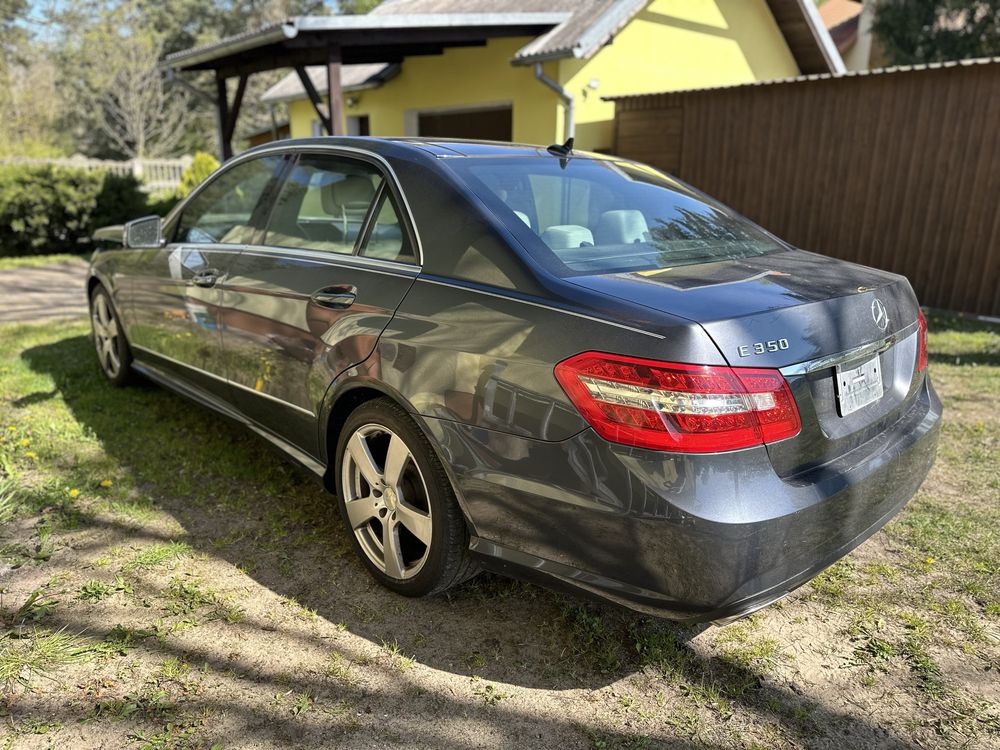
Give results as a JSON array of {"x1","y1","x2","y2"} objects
[
  {"x1": 89, "y1": 285, "x2": 134, "y2": 387},
  {"x1": 335, "y1": 397, "x2": 476, "y2": 597}
]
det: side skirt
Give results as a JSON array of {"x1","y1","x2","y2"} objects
[{"x1": 131, "y1": 357, "x2": 328, "y2": 482}]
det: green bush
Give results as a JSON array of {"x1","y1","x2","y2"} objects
[
  {"x1": 92, "y1": 173, "x2": 150, "y2": 230},
  {"x1": 177, "y1": 152, "x2": 219, "y2": 198},
  {"x1": 0, "y1": 165, "x2": 157, "y2": 258},
  {"x1": 146, "y1": 190, "x2": 181, "y2": 217}
]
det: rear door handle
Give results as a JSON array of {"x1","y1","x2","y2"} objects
[
  {"x1": 311, "y1": 285, "x2": 357, "y2": 309},
  {"x1": 191, "y1": 268, "x2": 220, "y2": 288}
]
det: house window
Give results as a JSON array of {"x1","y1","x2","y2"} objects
[{"x1": 311, "y1": 116, "x2": 369, "y2": 137}]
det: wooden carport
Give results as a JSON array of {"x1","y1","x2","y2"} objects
[{"x1": 160, "y1": 13, "x2": 567, "y2": 159}]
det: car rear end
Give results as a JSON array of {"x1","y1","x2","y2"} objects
[
  {"x1": 439, "y1": 150, "x2": 941, "y2": 621},
  {"x1": 532, "y1": 296, "x2": 939, "y2": 622}
]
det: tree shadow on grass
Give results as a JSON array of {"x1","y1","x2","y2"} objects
[{"x1": 17, "y1": 334, "x2": 922, "y2": 749}]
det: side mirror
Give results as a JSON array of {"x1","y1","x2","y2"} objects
[{"x1": 124, "y1": 215, "x2": 163, "y2": 249}]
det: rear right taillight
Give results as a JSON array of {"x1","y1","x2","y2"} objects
[
  {"x1": 917, "y1": 309, "x2": 928, "y2": 372},
  {"x1": 554, "y1": 352, "x2": 801, "y2": 453}
]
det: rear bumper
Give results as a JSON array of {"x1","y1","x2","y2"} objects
[{"x1": 424, "y1": 376, "x2": 941, "y2": 622}]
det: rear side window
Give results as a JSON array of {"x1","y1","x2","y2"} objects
[
  {"x1": 263, "y1": 155, "x2": 383, "y2": 255},
  {"x1": 446, "y1": 157, "x2": 782, "y2": 276},
  {"x1": 358, "y1": 189, "x2": 415, "y2": 264},
  {"x1": 176, "y1": 156, "x2": 281, "y2": 245}
]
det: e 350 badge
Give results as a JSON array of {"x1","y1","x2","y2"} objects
[{"x1": 737, "y1": 338, "x2": 790, "y2": 357}]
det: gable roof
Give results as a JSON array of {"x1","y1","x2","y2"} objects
[
  {"x1": 819, "y1": 0, "x2": 864, "y2": 53},
  {"x1": 373, "y1": 0, "x2": 842, "y2": 71},
  {"x1": 254, "y1": 0, "x2": 845, "y2": 106},
  {"x1": 261, "y1": 63, "x2": 397, "y2": 103},
  {"x1": 765, "y1": 0, "x2": 846, "y2": 74},
  {"x1": 371, "y1": 0, "x2": 648, "y2": 65}
]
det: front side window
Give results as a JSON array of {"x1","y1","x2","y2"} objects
[
  {"x1": 176, "y1": 156, "x2": 282, "y2": 245},
  {"x1": 446, "y1": 157, "x2": 783, "y2": 276},
  {"x1": 263, "y1": 155, "x2": 383, "y2": 255}
]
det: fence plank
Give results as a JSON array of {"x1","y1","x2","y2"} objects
[{"x1": 0, "y1": 156, "x2": 192, "y2": 193}]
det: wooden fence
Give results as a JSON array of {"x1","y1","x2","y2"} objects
[
  {"x1": 611, "y1": 58, "x2": 1000, "y2": 316},
  {"x1": 0, "y1": 155, "x2": 193, "y2": 194}
]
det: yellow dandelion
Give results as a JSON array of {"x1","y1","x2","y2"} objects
[
  {"x1": 24, "y1": 451, "x2": 38, "y2": 460},
  {"x1": 69, "y1": 488, "x2": 80, "y2": 498},
  {"x1": 925, "y1": 556, "x2": 936, "y2": 566},
  {"x1": 99, "y1": 479, "x2": 113, "y2": 488},
  {"x1": 19, "y1": 437, "x2": 30, "y2": 447}
]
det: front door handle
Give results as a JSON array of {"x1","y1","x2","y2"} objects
[
  {"x1": 311, "y1": 285, "x2": 357, "y2": 309},
  {"x1": 191, "y1": 268, "x2": 219, "y2": 288}
]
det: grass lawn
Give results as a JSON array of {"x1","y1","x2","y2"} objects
[{"x1": 0, "y1": 314, "x2": 997, "y2": 749}]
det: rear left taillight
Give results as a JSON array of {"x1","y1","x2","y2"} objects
[
  {"x1": 917, "y1": 309, "x2": 928, "y2": 372},
  {"x1": 554, "y1": 352, "x2": 801, "y2": 453}
]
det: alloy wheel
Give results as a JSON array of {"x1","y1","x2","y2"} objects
[
  {"x1": 92, "y1": 293, "x2": 121, "y2": 378},
  {"x1": 340, "y1": 424, "x2": 433, "y2": 579}
]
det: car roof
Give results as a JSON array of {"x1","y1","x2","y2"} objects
[{"x1": 241, "y1": 136, "x2": 615, "y2": 161}]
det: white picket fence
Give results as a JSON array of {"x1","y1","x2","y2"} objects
[{"x1": 1, "y1": 155, "x2": 193, "y2": 193}]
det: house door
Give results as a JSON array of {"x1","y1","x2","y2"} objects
[{"x1": 417, "y1": 106, "x2": 512, "y2": 141}]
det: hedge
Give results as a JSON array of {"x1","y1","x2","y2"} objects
[{"x1": 0, "y1": 164, "x2": 177, "y2": 258}]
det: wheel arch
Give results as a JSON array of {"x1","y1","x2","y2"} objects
[
  {"x1": 86, "y1": 274, "x2": 103, "y2": 297},
  {"x1": 86, "y1": 271, "x2": 130, "y2": 343},
  {"x1": 319, "y1": 376, "x2": 477, "y2": 533}
]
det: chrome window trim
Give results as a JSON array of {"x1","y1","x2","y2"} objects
[
  {"x1": 780, "y1": 320, "x2": 919, "y2": 377},
  {"x1": 213, "y1": 143, "x2": 425, "y2": 267},
  {"x1": 416, "y1": 276, "x2": 666, "y2": 340},
  {"x1": 132, "y1": 344, "x2": 316, "y2": 417},
  {"x1": 235, "y1": 245, "x2": 420, "y2": 279}
]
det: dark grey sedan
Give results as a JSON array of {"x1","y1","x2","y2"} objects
[{"x1": 88, "y1": 137, "x2": 940, "y2": 623}]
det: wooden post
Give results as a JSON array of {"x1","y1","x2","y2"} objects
[
  {"x1": 215, "y1": 73, "x2": 232, "y2": 160},
  {"x1": 295, "y1": 65, "x2": 331, "y2": 135},
  {"x1": 327, "y1": 45, "x2": 345, "y2": 136},
  {"x1": 224, "y1": 74, "x2": 249, "y2": 148}
]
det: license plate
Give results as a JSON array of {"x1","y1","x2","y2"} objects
[{"x1": 835, "y1": 355, "x2": 884, "y2": 416}]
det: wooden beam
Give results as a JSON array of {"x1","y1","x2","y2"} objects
[
  {"x1": 215, "y1": 73, "x2": 231, "y2": 160},
  {"x1": 295, "y1": 64, "x2": 330, "y2": 134},
  {"x1": 224, "y1": 73, "x2": 248, "y2": 146},
  {"x1": 327, "y1": 45, "x2": 344, "y2": 136}
]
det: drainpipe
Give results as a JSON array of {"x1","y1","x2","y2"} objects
[{"x1": 534, "y1": 63, "x2": 574, "y2": 142}]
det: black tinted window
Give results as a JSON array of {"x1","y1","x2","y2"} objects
[
  {"x1": 264, "y1": 155, "x2": 382, "y2": 255},
  {"x1": 447, "y1": 157, "x2": 782, "y2": 276},
  {"x1": 177, "y1": 156, "x2": 281, "y2": 244}
]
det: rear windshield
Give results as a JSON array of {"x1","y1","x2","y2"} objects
[{"x1": 446, "y1": 156, "x2": 783, "y2": 276}]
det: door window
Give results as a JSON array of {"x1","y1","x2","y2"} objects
[
  {"x1": 263, "y1": 155, "x2": 383, "y2": 255},
  {"x1": 358, "y1": 189, "x2": 416, "y2": 264},
  {"x1": 176, "y1": 156, "x2": 282, "y2": 245}
]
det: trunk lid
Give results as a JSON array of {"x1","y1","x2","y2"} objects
[{"x1": 567, "y1": 249, "x2": 925, "y2": 475}]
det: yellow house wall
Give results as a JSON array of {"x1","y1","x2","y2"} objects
[
  {"x1": 287, "y1": 37, "x2": 561, "y2": 145},
  {"x1": 284, "y1": 0, "x2": 799, "y2": 152},
  {"x1": 559, "y1": 0, "x2": 800, "y2": 151}
]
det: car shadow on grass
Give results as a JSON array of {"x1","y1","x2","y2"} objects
[{"x1": 19, "y1": 334, "x2": 923, "y2": 749}]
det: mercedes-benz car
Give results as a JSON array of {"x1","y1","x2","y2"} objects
[{"x1": 87, "y1": 137, "x2": 940, "y2": 623}]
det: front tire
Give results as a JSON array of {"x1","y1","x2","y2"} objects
[
  {"x1": 89, "y1": 285, "x2": 133, "y2": 387},
  {"x1": 335, "y1": 398, "x2": 475, "y2": 597}
]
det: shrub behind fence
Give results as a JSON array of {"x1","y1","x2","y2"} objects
[
  {"x1": 0, "y1": 155, "x2": 193, "y2": 193},
  {"x1": 0, "y1": 164, "x2": 150, "y2": 257}
]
